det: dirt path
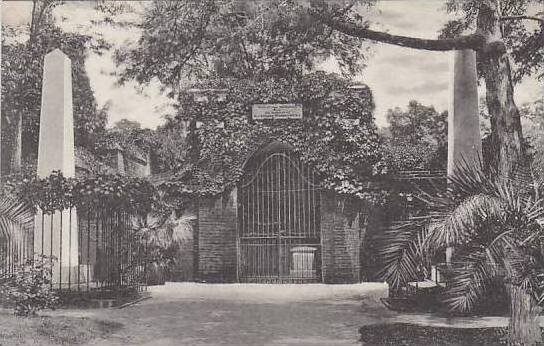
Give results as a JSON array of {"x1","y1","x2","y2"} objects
[{"x1": 80, "y1": 283, "x2": 391, "y2": 346}]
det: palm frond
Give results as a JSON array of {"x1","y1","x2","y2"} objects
[
  {"x1": 0, "y1": 197, "x2": 34, "y2": 242},
  {"x1": 441, "y1": 199, "x2": 538, "y2": 313},
  {"x1": 131, "y1": 213, "x2": 169, "y2": 247},
  {"x1": 132, "y1": 212, "x2": 195, "y2": 248},
  {"x1": 444, "y1": 249, "x2": 503, "y2": 312},
  {"x1": 509, "y1": 164, "x2": 535, "y2": 195},
  {"x1": 505, "y1": 249, "x2": 542, "y2": 298},
  {"x1": 426, "y1": 193, "x2": 505, "y2": 249},
  {"x1": 375, "y1": 219, "x2": 431, "y2": 288},
  {"x1": 399, "y1": 148, "x2": 544, "y2": 317},
  {"x1": 529, "y1": 140, "x2": 544, "y2": 194},
  {"x1": 522, "y1": 197, "x2": 544, "y2": 224},
  {"x1": 447, "y1": 155, "x2": 498, "y2": 198},
  {"x1": 168, "y1": 213, "x2": 195, "y2": 243}
]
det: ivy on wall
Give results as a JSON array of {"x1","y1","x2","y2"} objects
[{"x1": 162, "y1": 72, "x2": 389, "y2": 205}]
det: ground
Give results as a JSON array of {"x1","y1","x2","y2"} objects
[
  {"x1": 359, "y1": 323, "x2": 511, "y2": 345},
  {"x1": 0, "y1": 313, "x2": 121, "y2": 345},
  {"x1": 57, "y1": 283, "x2": 390, "y2": 345},
  {"x1": 4, "y1": 283, "x2": 527, "y2": 345}
]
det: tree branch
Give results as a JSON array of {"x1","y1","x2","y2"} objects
[
  {"x1": 500, "y1": 15, "x2": 544, "y2": 24},
  {"x1": 314, "y1": 13, "x2": 486, "y2": 51}
]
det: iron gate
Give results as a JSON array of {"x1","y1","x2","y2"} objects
[{"x1": 238, "y1": 150, "x2": 321, "y2": 283}]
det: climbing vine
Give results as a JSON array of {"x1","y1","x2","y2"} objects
[
  {"x1": 0, "y1": 171, "x2": 164, "y2": 216},
  {"x1": 163, "y1": 72, "x2": 389, "y2": 205},
  {"x1": 92, "y1": 127, "x2": 155, "y2": 163}
]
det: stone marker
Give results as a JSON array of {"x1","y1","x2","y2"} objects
[
  {"x1": 290, "y1": 246, "x2": 317, "y2": 278},
  {"x1": 446, "y1": 49, "x2": 482, "y2": 264},
  {"x1": 448, "y1": 49, "x2": 482, "y2": 177},
  {"x1": 34, "y1": 49, "x2": 80, "y2": 285}
]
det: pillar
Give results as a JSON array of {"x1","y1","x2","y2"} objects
[
  {"x1": 446, "y1": 49, "x2": 482, "y2": 264},
  {"x1": 34, "y1": 49, "x2": 79, "y2": 285},
  {"x1": 448, "y1": 49, "x2": 482, "y2": 177}
]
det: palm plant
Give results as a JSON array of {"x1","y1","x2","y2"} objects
[
  {"x1": 377, "y1": 160, "x2": 544, "y2": 345},
  {"x1": 132, "y1": 210, "x2": 195, "y2": 284},
  {"x1": 133, "y1": 211, "x2": 195, "y2": 249}
]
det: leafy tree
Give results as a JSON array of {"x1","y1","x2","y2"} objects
[
  {"x1": 93, "y1": 126, "x2": 154, "y2": 163},
  {"x1": 97, "y1": 0, "x2": 385, "y2": 198},
  {"x1": 521, "y1": 99, "x2": 544, "y2": 153},
  {"x1": 113, "y1": 118, "x2": 142, "y2": 131},
  {"x1": 383, "y1": 101, "x2": 448, "y2": 171},
  {"x1": 1, "y1": 1, "x2": 108, "y2": 174},
  {"x1": 151, "y1": 116, "x2": 190, "y2": 173},
  {"x1": 387, "y1": 101, "x2": 447, "y2": 146},
  {"x1": 98, "y1": 117, "x2": 189, "y2": 175},
  {"x1": 108, "y1": 0, "x2": 542, "y2": 176},
  {"x1": 112, "y1": 0, "x2": 369, "y2": 91}
]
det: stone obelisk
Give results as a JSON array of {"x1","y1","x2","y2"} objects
[
  {"x1": 448, "y1": 49, "x2": 482, "y2": 176},
  {"x1": 34, "y1": 49, "x2": 79, "y2": 284},
  {"x1": 446, "y1": 49, "x2": 482, "y2": 263}
]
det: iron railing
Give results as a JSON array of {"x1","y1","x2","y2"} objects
[
  {"x1": 1, "y1": 207, "x2": 147, "y2": 295},
  {"x1": 0, "y1": 225, "x2": 32, "y2": 278}
]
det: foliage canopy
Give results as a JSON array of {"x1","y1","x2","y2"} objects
[
  {"x1": 382, "y1": 101, "x2": 448, "y2": 171},
  {"x1": 113, "y1": 0, "x2": 370, "y2": 90}
]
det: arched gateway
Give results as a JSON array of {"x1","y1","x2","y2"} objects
[
  {"x1": 238, "y1": 143, "x2": 321, "y2": 282},
  {"x1": 196, "y1": 140, "x2": 361, "y2": 284}
]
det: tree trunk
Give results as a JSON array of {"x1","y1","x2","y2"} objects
[
  {"x1": 10, "y1": 112, "x2": 22, "y2": 174},
  {"x1": 481, "y1": 53, "x2": 524, "y2": 175},
  {"x1": 477, "y1": 0, "x2": 524, "y2": 175},
  {"x1": 478, "y1": 2, "x2": 536, "y2": 343},
  {"x1": 508, "y1": 284, "x2": 542, "y2": 345}
]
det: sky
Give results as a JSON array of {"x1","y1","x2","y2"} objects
[{"x1": 2, "y1": 0, "x2": 542, "y2": 129}]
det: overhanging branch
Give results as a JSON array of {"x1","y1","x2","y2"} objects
[
  {"x1": 314, "y1": 13, "x2": 485, "y2": 51},
  {"x1": 500, "y1": 15, "x2": 544, "y2": 24}
]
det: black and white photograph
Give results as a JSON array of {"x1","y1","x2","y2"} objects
[{"x1": 0, "y1": 0, "x2": 543, "y2": 344}]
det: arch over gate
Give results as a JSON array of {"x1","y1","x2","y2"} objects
[{"x1": 238, "y1": 147, "x2": 321, "y2": 283}]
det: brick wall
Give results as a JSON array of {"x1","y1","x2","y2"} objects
[
  {"x1": 321, "y1": 193, "x2": 362, "y2": 284},
  {"x1": 169, "y1": 207, "x2": 197, "y2": 282},
  {"x1": 197, "y1": 190, "x2": 238, "y2": 282},
  {"x1": 196, "y1": 189, "x2": 363, "y2": 284}
]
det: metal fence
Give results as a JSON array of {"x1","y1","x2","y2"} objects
[
  {"x1": 0, "y1": 222, "x2": 32, "y2": 278},
  {"x1": 1, "y1": 206, "x2": 147, "y2": 295}
]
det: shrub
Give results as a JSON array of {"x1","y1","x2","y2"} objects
[{"x1": 0, "y1": 256, "x2": 59, "y2": 316}]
